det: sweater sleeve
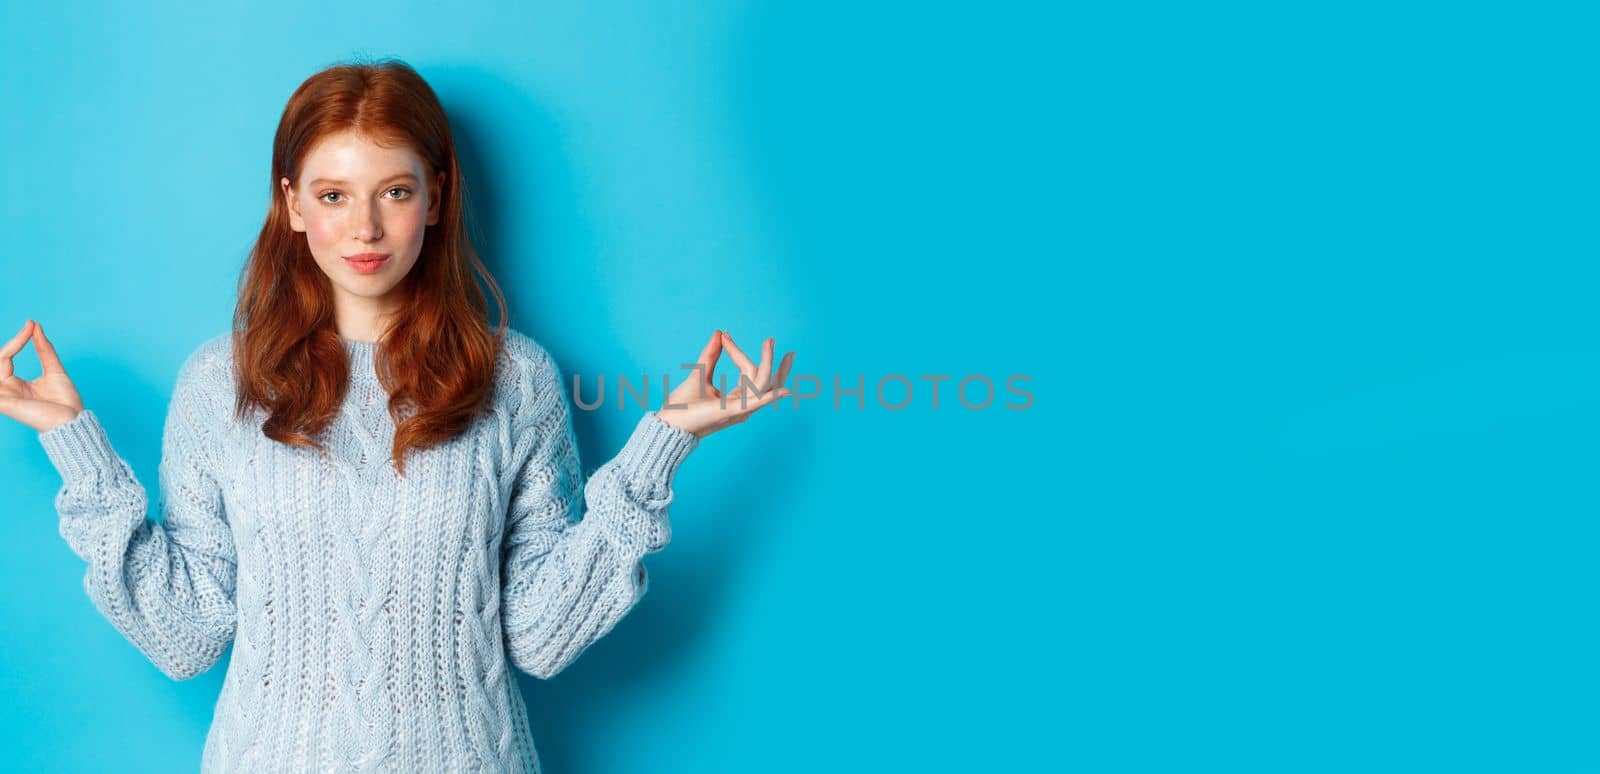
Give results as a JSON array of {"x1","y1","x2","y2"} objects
[
  {"x1": 36, "y1": 352, "x2": 238, "y2": 681},
  {"x1": 499, "y1": 348, "x2": 698, "y2": 679}
]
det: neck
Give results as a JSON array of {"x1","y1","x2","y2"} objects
[{"x1": 333, "y1": 289, "x2": 400, "y2": 343}]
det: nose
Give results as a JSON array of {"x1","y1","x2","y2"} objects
[{"x1": 353, "y1": 197, "x2": 383, "y2": 242}]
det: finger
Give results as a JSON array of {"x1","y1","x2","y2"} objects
[
  {"x1": 32, "y1": 322, "x2": 67, "y2": 375},
  {"x1": 697, "y1": 329, "x2": 723, "y2": 382},
  {"x1": 769, "y1": 351, "x2": 795, "y2": 391},
  {"x1": 0, "y1": 321, "x2": 31, "y2": 357},
  {"x1": 723, "y1": 333, "x2": 765, "y2": 400},
  {"x1": 721, "y1": 331, "x2": 756, "y2": 377},
  {"x1": 754, "y1": 338, "x2": 774, "y2": 394},
  {"x1": 747, "y1": 385, "x2": 792, "y2": 413},
  {"x1": 0, "y1": 321, "x2": 34, "y2": 381}
]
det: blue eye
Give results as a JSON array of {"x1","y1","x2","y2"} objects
[{"x1": 317, "y1": 188, "x2": 409, "y2": 204}]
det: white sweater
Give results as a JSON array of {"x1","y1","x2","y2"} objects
[{"x1": 36, "y1": 329, "x2": 699, "y2": 772}]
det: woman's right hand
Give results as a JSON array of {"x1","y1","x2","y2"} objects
[{"x1": 0, "y1": 321, "x2": 84, "y2": 433}]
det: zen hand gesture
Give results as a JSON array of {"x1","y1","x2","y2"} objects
[
  {"x1": 656, "y1": 330, "x2": 795, "y2": 439},
  {"x1": 0, "y1": 321, "x2": 84, "y2": 433}
]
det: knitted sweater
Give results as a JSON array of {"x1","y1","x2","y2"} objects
[{"x1": 35, "y1": 330, "x2": 699, "y2": 773}]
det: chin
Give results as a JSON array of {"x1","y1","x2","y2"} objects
[{"x1": 346, "y1": 281, "x2": 404, "y2": 296}]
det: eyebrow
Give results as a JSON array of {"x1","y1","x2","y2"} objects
[{"x1": 307, "y1": 172, "x2": 419, "y2": 189}]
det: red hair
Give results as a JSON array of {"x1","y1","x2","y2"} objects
[{"x1": 233, "y1": 57, "x2": 508, "y2": 477}]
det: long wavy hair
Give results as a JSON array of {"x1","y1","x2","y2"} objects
[{"x1": 232, "y1": 57, "x2": 508, "y2": 477}]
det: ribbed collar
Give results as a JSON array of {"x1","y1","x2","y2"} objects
[{"x1": 340, "y1": 338, "x2": 380, "y2": 386}]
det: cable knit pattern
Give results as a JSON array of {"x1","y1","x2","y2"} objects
[{"x1": 35, "y1": 329, "x2": 698, "y2": 773}]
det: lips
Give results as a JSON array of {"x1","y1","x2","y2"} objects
[{"x1": 343, "y1": 253, "x2": 391, "y2": 274}]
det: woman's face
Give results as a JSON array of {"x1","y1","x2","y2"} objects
[{"x1": 280, "y1": 130, "x2": 443, "y2": 321}]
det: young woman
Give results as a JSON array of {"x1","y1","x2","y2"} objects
[{"x1": 1, "y1": 59, "x2": 794, "y2": 772}]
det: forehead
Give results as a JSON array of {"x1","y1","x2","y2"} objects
[{"x1": 299, "y1": 130, "x2": 425, "y2": 182}]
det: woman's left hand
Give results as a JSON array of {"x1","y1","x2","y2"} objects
[{"x1": 656, "y1": 329, "x2": 795, "y2": 439}]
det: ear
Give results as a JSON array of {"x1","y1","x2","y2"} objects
[
  {"x1": 281, "y1": 176, "x2": 306, "y2": 233},
  {"x1": 426, "y1": 171, "x2": 444, "y2": 226}
]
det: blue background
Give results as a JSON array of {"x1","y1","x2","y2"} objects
[{"x1": 2, "y1": 1, "x2": 1596, "y2": 772}]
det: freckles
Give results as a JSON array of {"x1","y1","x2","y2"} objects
[
  {"x1": 307, "y1": 218, "x2": 342, "y2": 247},
  {"x1": 393, "y1": 206, "x2": 424, "y2": 227},
  {"x1": 393, "y1": 211, "x2": 427, "y2": 238}
]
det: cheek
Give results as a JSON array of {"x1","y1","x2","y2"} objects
[
  {"x1": 396, "y1": 207, "x2": 428, "y2": 237},
  {"x1": 305, "y1": 212, "x2": 343, "y2": 248}
]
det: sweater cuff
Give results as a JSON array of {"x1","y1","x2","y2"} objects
[
  {"x1": 613, "y1": 411, "x2": 698, "y2": 486},
  {"x1": 38, "y1": 409, "x2": 121, "y2": 485}
]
